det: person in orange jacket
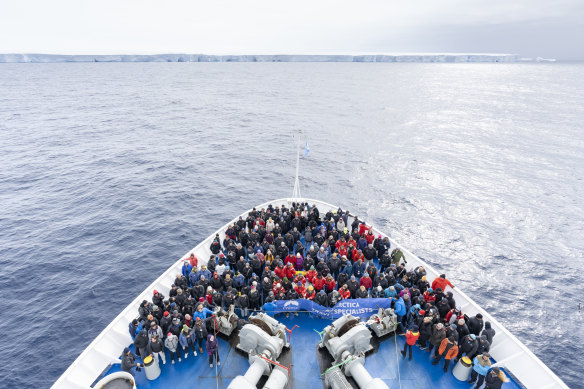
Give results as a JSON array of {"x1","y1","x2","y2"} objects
[
  {"x1": 338, "y1": 284, "x2": 351, "y2": 299},
  {"x1": 432, "y1": 336, "x2": 459, "y2": 372},
  {"x1": 431, "y1": 274, "x2": 454, "y2": 292},
  {"x1": 401, "y1": 325, "x2": 420, "y2": 359}
]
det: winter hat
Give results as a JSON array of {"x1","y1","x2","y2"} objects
[
  {"x1": 476, "y1": 313, "x2": 483, "y2": 319},
  {"x1": 123, "y1": 347, "x2": 130, "y2": 354},
  {"x1": 132, "y1": 319, "x2": 138, "y2": 325},
  {"x1": 182, "y1": 325, "x2": 189, "y2": 332},
  {"x1": 298, "y1": 282, "x2": 302, "y2": 286},
  {"x1": 377, "y1": 286, "x2": 382, "y2": 291},
  {"x1": 427, "y1": 288, "x2": 433, "y2": 293},
  {"x1": 491, "y1": 367, "x2": 500, "y2": 374},
  {"x1": 153, "y1": 290, "x2": 158, "y2": 295},
  {"x1": 421, "y1": 276, "x2": 426, "y2": 281},
  {"x1": 485, "y1": 321, "x2": 492, "y2": 329},
  {"x1": 411, "y1": 325, "x2": 419, "y2": 332},
  {"x1": 419, "y1": 310, "x2": 426, "y2": 316},
  {"x1": 450, "y1": 323, "x2": 457, "y2": 329},
  {"x1": 436, "y1": 323, "x2": 444, "y2": 329},
  {"x1": 195, "y1": 317, "x2": 201, "y2": 321},
  {"x1": 470, "y1": 334, "x2": 476, "y2": 340},
  {"x1": 172, "y1": 318, "x2": 179, "y2": 323},
  {"x1": 167, "y1": 332, "x2": 172, "y2": 337},
  {"x1": 163, "y1": 311, "x2": 169, "y2": 317}
]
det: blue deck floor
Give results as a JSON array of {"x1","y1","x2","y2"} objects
[{"x1": 103, "y1": 312, "x2": 522, "y2": 389}]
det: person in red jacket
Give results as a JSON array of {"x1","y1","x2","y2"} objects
[
  {"x1": 294, "y1": 274, "x2": 307, "y2": 286},
  {"x1": 423, "y1": 288, "x2": 436, "y2": 304},
  {"x1": 284, "y1": 254, "x2": 296, "y2": 267},
  {"x1": 352, "y1": 250, "x2": 364, "y2": 263},
  {"x1": 324, "y1": 275, "x2": 336, "y2": 292},
  {"x1": 188, "y1": 253, "x2": 198, "y2": 267},
  {"x1": 274, "y1": 263, "x2": 286, "y2": 280},
  {"x1": 339, "y1": 284, "x2": 351, "y2": 300},
  {"x1": 431, "y1": 274, "x2": 454, "y2": 292},
  {"x1": 295, "y1": 282, "x2": 306, "y2": 298},
  {"x1": 401, "y1": 325, "x2": 420, "y2": 359},
  {"x1": 272, "y1": 283, "x2": 285, "y2": 296},
  {"x1": 284, "y1": 263, "x2": 296, "y2": 280},
  {"x1": 305, "y1": 267, "x2": 318, "y2": 284},
  {"x1": 305, "y1": 285, "x2": 316, "y2": 300},
  {"x1": 358, "y1": 222, "x2": 371, "y2": 236},
  {"x1": 313, "y1": 274, "x2": 326, "y2": 292},
  {"x1": 365, "y1": 230, "x2": 375, "y2": 245},
  {"x1": 359, "y1": 273, "x2": 373, "y2": 290}
]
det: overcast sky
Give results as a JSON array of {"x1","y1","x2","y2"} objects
[{"x1": 1, "y1": 0, "x2": 582, "y2": 60}]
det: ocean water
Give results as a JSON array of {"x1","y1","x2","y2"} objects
[{"x1": 0, "y1": 62, "x2": 582, "y2": 388}]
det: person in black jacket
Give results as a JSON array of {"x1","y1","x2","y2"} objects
[
  {"x1": 315, "y1": 290, "x2": 328, "y2": 306},
  {"x1": 133, "y1": 329, "x2": 149, "y2": 360},
  {"x1": 418, "y1": 316, "x2": 433, "y2": 349},
  {"x1": 457, "y1": 334, "x2": 478, "y2": 361},
  {"x1": 456, "y1": 319, "x2": 470, "y2": 343},
  {"x1": 485, "y1": 367, "x2": 508, "y2": 389},
  {"x1": 237, "y1": 293, "x2": 250, "y2": 318},
  {"x1": 121, "y1": 348, "x2": 143, "y2": 377},
  {"x1": 467, "y1": 313, "x2": 484, "y2": 336},
  {"x1": 147, "y1": 334, "x2": 166, "y2": 365},
  {"x1": 482, "y1": 321, "x2": 496, "y2": 345},
  {"x1": 472, "y1": 335, "x2": 491, "y2": 359}
]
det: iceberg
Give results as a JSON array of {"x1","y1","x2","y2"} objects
[{"x1": 0, "y1": 53, "x2": 524, "y2": 63}]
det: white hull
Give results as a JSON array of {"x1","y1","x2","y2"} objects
[{"x1": 51, "y1": 198, "x2": 568, "y2": 389}]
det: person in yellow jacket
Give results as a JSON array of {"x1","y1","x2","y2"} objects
[{"x1": 432, "y1": 336, "x2": 459, "y2": 372}]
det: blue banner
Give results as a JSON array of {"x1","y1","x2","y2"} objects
[{"x1": 262, "y1": 298, "x2": 392, "y2": 320}]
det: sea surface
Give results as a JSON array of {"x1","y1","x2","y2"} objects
[{"x1": 0, "y1": 62, "x2": 583, "y2": 388}]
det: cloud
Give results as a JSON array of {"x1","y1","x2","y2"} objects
[{"x1": 0, "y1": 0, "x2": 582, "y2": 59}]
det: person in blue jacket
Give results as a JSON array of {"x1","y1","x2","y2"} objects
[
  {"x1": 469, "y1": 352, "x2": 492, "y2": 387},
  {"x1": 128, "y1": 319, "x2": 142, "y2": 340},
  {"x1": 181, "y1": 260, "x2": 192, "y2": 278},
  {"x1": 393, "y1": 296, "x2": 407, "y2": 334},
  {"x1": 193, "y1": 303, "x2": 214, "y2": 322},
  {"x1": 384, "y1": 285, "x2": 398, "y2": 299},
  {"x1": 233, "y1": 272, "x2": 246, "y2": 290},
  {"x1": 342, "y1": 261, "x2": 353, "y2": 277},
  {"x1": 352, "y1": 259, "x2": 366, "y2": 280}
]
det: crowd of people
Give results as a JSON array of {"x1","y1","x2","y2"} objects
[{"x1": 122, "y1": 202, "x2": 508, "y2": 388}]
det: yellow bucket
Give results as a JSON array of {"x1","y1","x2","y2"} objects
[
  {"x1": 461, "y1": 356, "x2": 472, "y2": 367},
  {"x1": 143, "y1": 355, "x2": 153, "y2": 365}
]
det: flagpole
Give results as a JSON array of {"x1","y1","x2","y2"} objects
[{"x1": 292, "y1": 130, "x2": 301, "y2": 199}]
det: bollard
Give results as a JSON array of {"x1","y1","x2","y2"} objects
[
  {"x1": 452, "y1": 356, "x2": 472, "y2": 381},
  {"x1": 143, "y1": 355, "x2": 161, "y2": 380}
]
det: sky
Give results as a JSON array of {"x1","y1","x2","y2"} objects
[{"x1": 1, "y1": 0, "x2": 583, "y2": 60}]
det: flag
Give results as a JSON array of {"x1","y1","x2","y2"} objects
[{"x1": 305, "y1": 140, "x2": 309, "y2": 156}]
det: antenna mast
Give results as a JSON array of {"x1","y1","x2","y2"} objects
[{"x1": 292, "y1": 130, "x2": 301, "y2": 199}]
